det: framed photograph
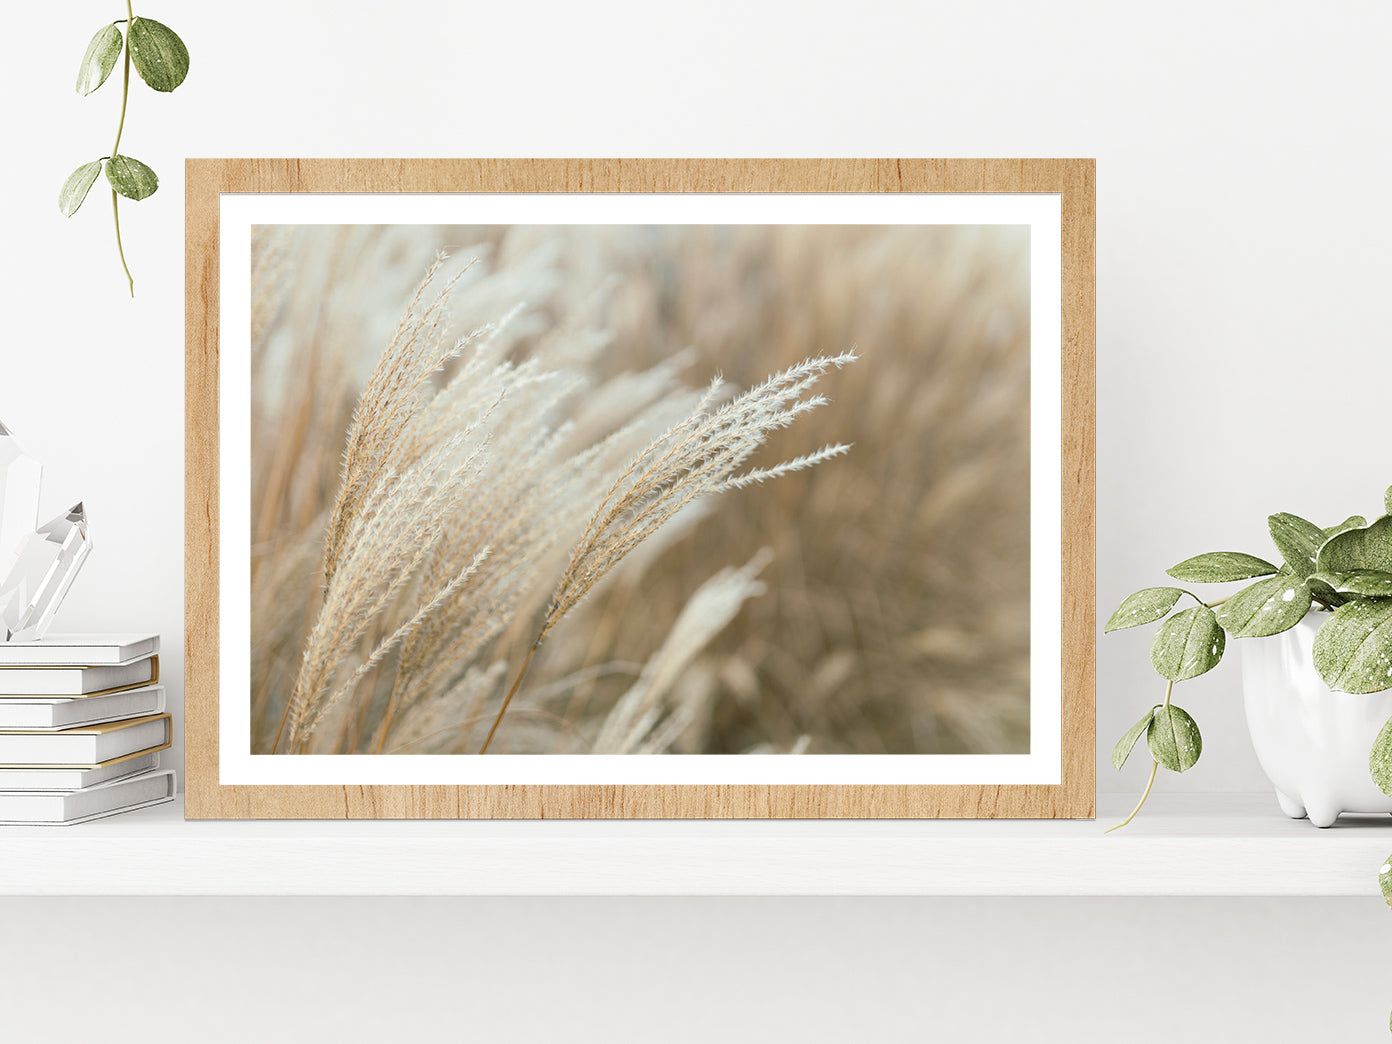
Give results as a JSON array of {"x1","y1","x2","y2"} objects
[{"x1": 185, "y1": 158, "x2": 1095, "y2": 819}]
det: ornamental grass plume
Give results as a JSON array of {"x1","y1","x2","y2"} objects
[
  {"x1": 251, "y1": 223, "x2": 1030, "y2": 757},
  {"x1": 478, "y1": 354, "x2": 856, "y2": 752}
]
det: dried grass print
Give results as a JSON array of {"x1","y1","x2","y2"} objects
[{"x1": 251, "y1": 224, "x2": 1030, "y2": 755}]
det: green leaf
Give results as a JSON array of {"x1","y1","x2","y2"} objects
[
  {"x1": 1317, "y1": 515, "x2": 1392, "y2": 575},
  {"x1": 1215, "y1": 575, "x2": 1312, "y2": 638},
  {"x1": 1267, "y1": 513, "x2": 1325, "y2": 579},
  {"x1": 128, "y1": 17, "x2": 189, "y2": 92},
  {"x1": 1305, "y1": 574, "x2": 1350, "y2": 609},
  {"x1": 75, "y1": 23, "x2": 123, "y2": 95},
  {"x1": 1385, "y1": 486, "x2": 1391, "y2": 516},
  {"x1": 105, "y1": 155, "x2": 158, "y2": 201},
  {"x1": 1309, "y1": 570, "x2": 1392, "y2": 599},
  {"x1": 1166, "y1": 551, "x2": 1278, "y2": 584},
  {"x1": 1379, "y1": 846, "x2": 1392, "y2": 908},
  {"x1": 1112, "y1": 709, "x2": 1156, "y2": 770},
  {"x1": 1313, "y1": 598, "x2": 1392, "y2": 694},
  {"x1": 1324, "y1": 515, "x2": 1367, "y2": 540},
  {"x1": 1147, "y1": 704, "x2": 1202, "y2": 772},
  {"x1": 58, "y1": 160, "x2": 104, "y2": 217},
  {"x1": 1105, "y1": 588, "x2": 1185, "y2": 633},
  {"x1": 1150, "y1": 606, "x2": 1226, "y2": 681},
  {"x1": 1371, "y1": 718, "x2": 1392, "y2": 799}
]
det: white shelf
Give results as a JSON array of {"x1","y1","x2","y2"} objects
[{"x1": 0, "y1": 794, "x2": 1388, "y2": 896}]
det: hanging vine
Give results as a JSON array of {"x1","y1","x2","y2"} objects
[{"x1": 59, "y1": 5, "x2": 189, "y2": 296}]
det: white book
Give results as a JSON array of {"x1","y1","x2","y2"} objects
[
  {"x1": 0, "y1": 769, "x2": 176, "y2": 825},
  {"x1": 0, "y1": 713, "x2": 171, "y2": 767},
  {"x1": 0, "y1": 654, "x2": 158, "y2": 696},
  {"x1": 0, "y1": 750, "x2": 160, "y2": 790},
  {"x1": 0, "y1": 685, "x2": 165, "y2": 730},
  {"x1": 0, "y1": 633, "x2": 159, "y2": 667}
]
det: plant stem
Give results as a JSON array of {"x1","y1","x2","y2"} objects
[
  {"x1": 1106, "y1": 679, "x2": 1175, "y2": 832},
  {"x1": 270, "y1": 693, "x2": 294, "y2": 754},
  {"x1": 479, "y1": 642, "x2": 540, "y2": 754},
  {"x1": 373, "y1": 687, "x2": 404, "y2": 755},
  {"x1": 111, "y1": 0, "x2": 135, "y2": 296},
  {"x1": 1106, "y1": 759, "x2": 1159, "y2": 834},
  {"x1": 111, "y1": 190, "x2": 133, "y2": 297}
]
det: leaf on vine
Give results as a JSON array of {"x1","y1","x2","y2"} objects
[
  {"x1": 1267, "y1": 513, "x2": 1325, "y2": 579},
  {"x1": 1215, "y1": 575, "x2": 1312, "y2": 638},
  {"x1": 1313, "y1": 599, "x2": 1392, "y2": 695},
  {"x1": 1166, "y1": 551, "x2": 1277, "y2": 584},
  {"x1": 1150, "y1": 606, "x2": 1225, "y2": 681},
  {"x1": 1112, "y1": 709, "x2": 1156, "y2": 770},
  {"x1": 1147, "y1": 704, "x2": 1202, "y2": 772},
  {"x1": 1317, "y1": 515, "x2": 1392, "y2": 575},
  {"x1": 1370, "y1": 718, "x2": 1392, "y2": 798},
  {"x1": 105, "y1": 155, "x2": 159, "y2": 201},
  {"x1": 58, "y1": 160, "x2": 105, "y2": 216},
  {"x1": 128, "y1": 17, "x2": 189, "y2": 92},
  {"x1": 1308, "y1": 570, "x2": 1392, "y2": 599},
  {"x1": 1305, "y1": 573, "x2": 1349, "y2": 610},
  {"x1": 76, "y1": 24, "x2": 123, "y2": 95},
  {"x1": 1104, "y1": 588, "x2": 1185, "y2": 633},
  {"x1": 1324, "y1": 515, "x2": 1368, "y2": 541}
]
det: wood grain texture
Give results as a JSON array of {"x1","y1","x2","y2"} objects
[{"x1": 185, "y1": 158, "x2": 1095, "y2": 820}]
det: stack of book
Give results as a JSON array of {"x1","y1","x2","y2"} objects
[{"x1": 0, "y1": 634, "x2": 174, "y2": 825}]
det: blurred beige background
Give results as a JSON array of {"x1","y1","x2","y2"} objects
[{"x1": 252, "y1": 224, "x2": 1031, "y2": 755}]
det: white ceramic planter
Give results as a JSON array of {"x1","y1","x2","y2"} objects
[{"x1": 1241, "y1": 611, "x2": 1392, "y2": 827}]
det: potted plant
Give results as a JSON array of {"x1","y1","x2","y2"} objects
[{"x1": 1103, "y1": 485, "x2": 1392, "y2": 894}]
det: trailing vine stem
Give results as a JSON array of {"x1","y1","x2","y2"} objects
[
  {"x1": 1106, "y1": 679, "x2": 1175, "y2": 833},
  {"x1": 62, "y1": 6, "x2": 187, "y2": 295},
  {"x1": 112, "y1": 0, "x2": 135, "y2": 296}
]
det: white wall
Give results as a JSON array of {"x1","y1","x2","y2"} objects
[
  {"x1": 5, "y1": 0, "x2": 1388, "y2": 793},
  {"x1": 2, "y1": 3, "x2": 1389, "y2": 1039}
]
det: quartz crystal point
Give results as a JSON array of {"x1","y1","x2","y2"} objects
[
  {"x1": 0, "y1": 422, "x2": 42, "y2": 581},
  {"x1": 0, "y1": 502, "x2": 92, "y2": 642}
]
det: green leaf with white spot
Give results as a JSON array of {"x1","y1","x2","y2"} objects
[
  {"x1": 1378, "y1": 846, "x2": 1392, "y2": 907},
  {"x1": 1150, "y1": 606, "x2": 1226, "y2": 681},
  {"x1": 1317, "y1": 515, "x2": 1392, "y2": 575},
  {"x1": 105, "y1": 155, "x2": 158, "y2": 201},
  {"x1": 128, "y1": 17, "x2": 189, "y2": 92},
  {"x1": 1313, "y1": 598, "x2": 1392, "y2": 695},
  {"x1": 1105, "y1": 588, "x2": 1186, "y2": 633},
  {"x1": 1324, "y1": 515, "x2": 1367, "y2": 540},
  {"x1": 76, "y1": 23, "x2": 123, "y2": 95},
  {"x1": 1370, "y1": 718, "x2": 1392, "y2": 799},
  {"x1": 1305, "y1": 574, "x2": 1350, "y2": 610},
  {"x1": 1147, "y1": 704, "x2": 1202, "y2": 772},
  {"x1": 1268, "y1": 513, "x2": 1325, "y2": 579},
  {"x1": 1215, "y1": 575, "x2": 1312, "y2": 638},
  {"x1": 1112, "y1": 708, "x2": 1156, "y2": 770},
  {"x1": 58, "y1": 160, "x2": 104, "y2": 217},
  {"x1": 1309, "y1": 570, "x2": 1392, "y2": 599},
  {"x1": 1166, "y1": 551, "x2": 1278, "y2": 584}
]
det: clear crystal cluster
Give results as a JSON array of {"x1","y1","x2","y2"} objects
[{"x1": 0, "y1": 424, "x2": 91, "y2": 642}]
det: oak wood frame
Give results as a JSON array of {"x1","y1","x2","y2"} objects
[{"x1": 185, "y1": 158, "x2": 1095, "y2": 819}]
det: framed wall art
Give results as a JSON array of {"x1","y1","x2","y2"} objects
[{"x1": 185, "y1": 157, "x2": 1095, "y2": 819}]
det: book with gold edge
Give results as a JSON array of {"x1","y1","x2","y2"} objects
[
  {"x1": 0, "y1": 633, "x2": 158, "y2": 667},
  {"x1": 0, "y1": 750, "x2": 161, "y2": 790},
  {"x1": 0, "y1": 684, "x2": 165, "y2": 730},
  {"x1": 0, "y1": 655, "x2": 158, "y2": 696},
  {"x1": 0, "y1": 713, "x2": 171, "y2": 767}
]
